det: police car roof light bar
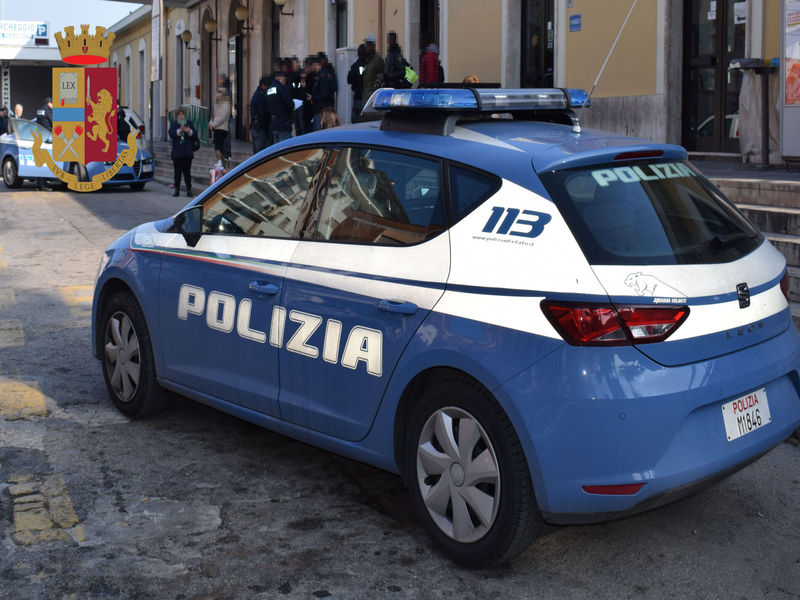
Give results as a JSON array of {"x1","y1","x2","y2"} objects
[
  {"x1": 573, "y1": 0, "x2": 638, "y2": 134},
  {"x1": 367, "y1": 87, "x2": 588, "y2": 114}
]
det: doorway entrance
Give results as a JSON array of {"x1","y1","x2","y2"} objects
[
  {"x1": 521, "y1": 0, "x2": 554, "y2": 88},
  {"x1": 682, "y1": 0, "x2": 746, "y2": 152}
]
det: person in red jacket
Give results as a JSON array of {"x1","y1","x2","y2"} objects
[{"x1": 419, "y1": 44, "x2": 440, "y2": 84}]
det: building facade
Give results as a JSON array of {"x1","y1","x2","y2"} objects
[{"x1": 103, "y1": 0, "x2": 782, "y2": 154}]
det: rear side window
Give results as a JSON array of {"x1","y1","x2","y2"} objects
[
  {"x1": 448, "y1": 165, "x2": 501, "y2": 223},
  {"x1": 314, "y1": 147, "x2": 444, "y2": 245},
  {"x1": 538, "y1": 161, "x2": 762, "y2": 266}
]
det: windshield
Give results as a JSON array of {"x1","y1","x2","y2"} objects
[
  {"x1": 11, "y1": 119, "x2": 51, "y2": 142},
  {"x1": 538, "y1": 160, "x2": 762, "y2": 266}
]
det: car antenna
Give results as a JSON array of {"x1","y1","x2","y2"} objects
[{"x1": 573, "y1": 0, "x2": 638, "y2": 134}]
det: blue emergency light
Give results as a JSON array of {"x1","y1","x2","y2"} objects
[{"x1": 365, "y1": 88, "x2": 590, "y2": 113}]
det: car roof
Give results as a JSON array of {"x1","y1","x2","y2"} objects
[{"x1": 237, "y1": 118, "x2": 687, "y2": 199}]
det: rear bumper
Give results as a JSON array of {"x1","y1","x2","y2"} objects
[{"x1": 499, "y1": 320, "x2": 800, "y2": 523}]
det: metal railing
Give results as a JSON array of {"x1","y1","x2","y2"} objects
[{"x1": 167, "y1": 105, "x2": 210, "y2": 147}]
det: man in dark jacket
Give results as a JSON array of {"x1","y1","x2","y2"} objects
[
  {"x1": 0, "y1": 107, "x2": 9, "y2": 135},
  {"x1": 362, "y1": 36, "x2": 384, "y2": 106},
  {"x1": 347, "y1": 44, "x2": 366, "y2": 123},
  {"x1": 383, "y1": 32, "x2": 407, "y2": 89},
  {"x1": 169, "y1": 109, "x2": 196, "y2": 197},
  {"x1": 249, "y1": 77, "x2": 270, "y2": 154},
  {"x1": 267, "y1": 70, "x2": 294, "y2": 144},
  {"x1": 36, "y1": 97, "x2": 53, "y2": 131},
  {"x1": 310, "y1": 59, "x2": 336, "y2": 132}
]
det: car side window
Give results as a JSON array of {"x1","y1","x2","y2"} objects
[
  {"x1": 201, "y1": 148, "x2": 328, "y2": 238},
  {"x1": 448, "y1": 164, "x2": 501, "y2": 224},
  {"x1": 314, "y1": 147, "x2": 443, "y2": 245}
]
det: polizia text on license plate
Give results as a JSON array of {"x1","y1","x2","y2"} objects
[{"x1": 721, "y1": 388, "x2": 771, "y2": 442}]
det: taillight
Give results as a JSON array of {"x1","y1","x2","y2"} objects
[
  {"x1": 541, "y1": 302, "x2": 689, "y2": 346},
  {"x1": 138, "y1": 124, "x2": 145, "y2": 138},
  {"x1": 780, "y1": 271, "x2": 791, "y2": 304},
  {"x1": 616, "y1": 306, "x2": 689, "y2": 344}
]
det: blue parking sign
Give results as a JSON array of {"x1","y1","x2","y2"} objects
[{"x1": 36, "y1": 23, "x2": 48, "y2": 38}]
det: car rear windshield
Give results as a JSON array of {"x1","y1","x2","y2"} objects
[{"x1": 537, "y1": 161, "x2": 762, "y2": 266}]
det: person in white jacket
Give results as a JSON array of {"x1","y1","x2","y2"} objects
[{"x1": 209, "y1": 81, "x2": 231, "y2": 163}]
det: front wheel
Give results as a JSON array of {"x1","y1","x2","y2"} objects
[
  {"x1": 3, "y1": 158, "x2": 22, "y2": 188},
  {"x1": 100, "y1": 291, "x2": 171, "y2": 418},
  {"x1": 70, "y1": 162, "x2": 88, "y2": 183},
  {"x1": 404, "y1": 376, "x2": 542, "y2": 567}
]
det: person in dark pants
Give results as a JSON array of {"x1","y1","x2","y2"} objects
[
  {"x1": 0, "y1": 107, "x2": 7, "y2": 135},
  {"x1": 169, "y1": 109, "x2": 196, "y2": 197},
  {"x1": 249, "y1": 77, "x2": 270, "y2": 154},
  {"x1": 35, "y1": 97, "x2": 55, "y2": 191},
  {"x1": 267, "y1": 70, "x2": 294, "y2": 145},
  {"x1": 347, "y1": 45, "x2": 366, "y2": 123}
]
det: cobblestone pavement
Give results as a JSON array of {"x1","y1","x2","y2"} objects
[{"x1": 0, "y1": 181, "x2": 798, "y2": 599}]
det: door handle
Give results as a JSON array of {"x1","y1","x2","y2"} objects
[
  {"x1": 378, "y1": 299, "x2": 418, "y2": 315},
  {"x1": 249, "y1": 281, "x2": 279, "y2": 297}
]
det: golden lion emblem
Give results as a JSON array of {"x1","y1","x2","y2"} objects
[{"x1": 86, "y1": 88, "x2": 114, "y2": 153}]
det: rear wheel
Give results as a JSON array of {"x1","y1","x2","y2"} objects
[
  {"x1": 101, "y1": 291, "x2": 170, "y2": 418},
  {"x1": 3, "y1": 158, "x2": 22, "y2": 188},
  {"x1": 404, "y1": 375, "x2": 542, "y2": 567}
]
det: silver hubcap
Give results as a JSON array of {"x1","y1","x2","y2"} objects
[
  {"x1": 416, "y1": 407, "x2": 501, "y2": 543},
  {"x1": 104, "y1": 311, "x2": 141, "y2": 402},
  {"x1": 4, "y1": 161, "x2": 13, "y2": 182}
]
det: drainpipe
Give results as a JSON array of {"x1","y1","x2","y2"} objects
[{"x1": 378, "y1": 0, "x2": 383, "y2": 56}]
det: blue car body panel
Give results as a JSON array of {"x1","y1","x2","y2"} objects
[{"x1": 92, "y1": 116, "x2": 800, "y2": 526}]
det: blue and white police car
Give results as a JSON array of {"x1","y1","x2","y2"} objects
[{"x1": 92, "y1": 88, "x2": 800, "y2": 567}]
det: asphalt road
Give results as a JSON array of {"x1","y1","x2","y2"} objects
[{"x1": 0, "y1": 180, "x2": 798, "y2": 600}]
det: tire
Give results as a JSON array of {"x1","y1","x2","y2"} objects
[
  {"x1": 130, "y1": 182, "x2": 146, "y2": 191},
  {"x1": 70, "y1": 162, "x2": 88, "y2": 183},
  {"x1": 100, "y1": 291, "x2": 171, "y2": 418},
  {"x1": 3, "y1": 158, "x2": 22, "y2": 188},
  {"x1": 404, "y1": 375, "x2": 542, "y2": 567}
]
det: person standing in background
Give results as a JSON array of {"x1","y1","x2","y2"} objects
[
  {"x1": 320, "y1": 106, "x2": 340, "y2": 130},
  {"x1": 419, "y1": 44, "x2": 440, "y2": 84},
  {"x1": 0, "y1": 107, "x2": 8, "y2": 135},
  {"x1": 36, "y1": 97, "x2": 53, "y2": 131},
  {"x1": 209, "y1": 79, "x2": 231, "y2": 163},
  {"x1": 347, "y1": 44, "x2": 366, "y2": 123},
  {"x1": 362, "y1": 35, "x2": 384, "y2": 108},
  {"x1": 267, "y1": 69, "x2": 294, "y2": 145},
  {"x1": 169, "y1": 108, "x2": 196, "y2": 198},
  {"x1": 310, "y1": 55, "x2": 336, "y2": 132},
  {"x1": 249, "y1": 77, "x2": 270, "y2": 154},
  {"x1": 383, "y1": 32, "x2": 408, "y2": 89},
  {"x1": 13, "y1": 104, "x2": 22, "y2": 118}
]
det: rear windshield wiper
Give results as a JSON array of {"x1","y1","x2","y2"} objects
[{"x1": 711, "y1": 231, "x2": 758, "y2": 249}]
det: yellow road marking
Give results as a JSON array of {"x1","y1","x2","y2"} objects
[
  {"x1": 0, "y1": 260, "x2": 7, "y2": 275},
  {"x1": 0, "y1": 381, "x2": 48, "y2": 419},
  {"x1": 0, "y1": 319, "x2": 24, "y2": 347},
  {"x1": 0, "y1": 288, "x2": 15, "y2": 309},
  {"x1": 60, "y1": 285, "x2": 93, "y2": 319}
]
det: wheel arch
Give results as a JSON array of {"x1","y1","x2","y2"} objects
[{"x1": 384, "y1": 356, "x2": 550, "y2": 515}]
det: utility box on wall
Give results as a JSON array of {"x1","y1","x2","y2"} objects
[{"x1": 336, "y1": 46, "x2": 357, "y2": 125}]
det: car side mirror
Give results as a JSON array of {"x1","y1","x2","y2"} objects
[{"x1": 174, "y1": 205, "x2": 203, "y2": 247}]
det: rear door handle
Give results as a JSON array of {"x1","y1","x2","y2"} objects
[
  {"x1": 249, "y1": 281, "x2": 280, "y2": 297},
  {"x1": 377, "y1": 299, "x2": 418, "y2": 315}
]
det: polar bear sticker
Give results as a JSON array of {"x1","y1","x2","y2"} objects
[{"x1": 624, "y1": 272, "x2": 685, "y2": 298}]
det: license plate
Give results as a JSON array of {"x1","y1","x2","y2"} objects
[
  {"x1": 142, "y1": 164, "x2": 153, "y2": 173},
  {"x1": 721, "y1": 388, "x2": 771, "y2": 442}
]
